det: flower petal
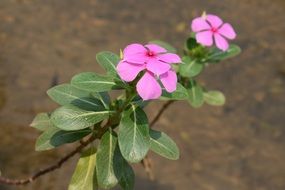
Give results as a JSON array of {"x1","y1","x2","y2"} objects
[
  {"x1": 196, "y1": 31, "x2": 213, "y2": 46},
  {"x1": 218, "y1": 23, "x2": 236, "y2": 40},
  {"x1": 145, "y1": 44, "x2": 167, "y2": 54},
  {"x1": 206, "y1": 14, "x2": 223, "y2": 28},
  {"x1": 136, "y1": 72, "x2": 162, "y2": 100},
  {"x1": 146, "y1": 59, "x2": 171, "y2": 76},
  {"x1": 214, "y1": 33, "x2": 229, "y2": 51},
  {"x1": 117, "y1": 61, "x2": 145, "y2": 82},
  {"x1": 191, "y1": 17, "x2": 211, "y2": 32},
  {"x1": 160, "y1": 70, "x2": 177, "y2": 93},
  {"x1": 158, "y1": 53, "x2": 182, "y2": 64},
  {"x1": 123, "y1": 43, "x2": 147, "y2": 64}
]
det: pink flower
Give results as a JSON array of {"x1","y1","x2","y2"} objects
[
  {"x1": 117, "y1": 43, "x2": 181, "y2": 100},
  {"x1": 191, "y1": 14, "x2": 236, "y2": 51}
]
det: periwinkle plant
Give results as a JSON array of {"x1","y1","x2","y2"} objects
[{"x1": 30, "y1": 13, "x2": 241, "y2": 190}]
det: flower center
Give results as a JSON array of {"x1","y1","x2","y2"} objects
[
  {"x1": 211, "y1": 27, "x2": 218, "y2": 33},
  {"x1": 146, "y1": 51, "x2": 155, "y2": 57}
]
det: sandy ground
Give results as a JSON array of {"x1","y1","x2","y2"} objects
[{"x1": 0, "y1": 0, "x2": 284, "y2": 189}]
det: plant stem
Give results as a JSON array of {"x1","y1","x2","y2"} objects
[{"x1": 150, "y1": 100, "x2": 175, "y2": 127}]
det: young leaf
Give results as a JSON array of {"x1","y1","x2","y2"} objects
[
  {"x1": 149, "y1": 129, "x2": 179, "y2": 160},
  {"x1": 30, "y1": 113, "x2": 52, "y2": 131},
  {"x1": 47, "y1": 84, "x2": 91, "y2": 106},
  {"x1": 161, "y1": 83, "x2": 189, "y2": 100},
  {"x1": 185, "y1": 37, "x2": 199, "y2": 51},
  {"x1": 35, "y1": 127, "x2": 92, "y2": 151},
  {"x1": 96, "y1": 51, "x2": 120, "y2": 76},
  {"x1": 187, "y1": 80, "x2": 204, "y2": 108},
  {"x1": 179, "y1": 56, "x2": 204, "y2": 78},
  {"x1": 96, "y1": 130, "x2": 121, "y2": 189},
  {"x1": 149, "y1": 40, "x2": 177, "y2": 53},
  {"x1": 207, "y1": 44, "x2": 241, "y2": 62},
  {"x1": 204, "y1": 90, "x2": 226, "y2": 106},
  {"x1": 118, "y1": 105, "x2": 150, "y2": 163},
  {"x1": 119, "y1": 161, "x2": 135, "y2": 190},
  {"x1": 68, "y1": 146, "x2": 98, "y2": 190},
  {"x1": 51, "y1": 105, "x2": 113, "y2": 131},
  {"x1": 71, "y1": 72, "x2": 118, "y2": 92}
]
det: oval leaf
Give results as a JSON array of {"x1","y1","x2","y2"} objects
[
  {"x1": 47, "y1": 84, "x2": 91, "y2": 106},
  {"x1": 35, "y1": 127, "x2": 91, "y2": 151},
  {"x1": 207, "y1": 44, "x2": 241, "y2": 62},
  {"x1": 179, "y1": 56, "x2": 204, "y2": 78},
  {"x1": 118, "y1": 105, "x2": 150, "y2": 163},
  {"x1": 149, "y1": 129, "x2": 179, "y2": 160},
  {"x1": 68, "y1": 146, "x2": 98, "y2": 190},
  {"x1": 92, "y1": 92, "x2": 111, "y2": 109},
  {"x1": 96, "y1": 130, "x2": 121, "y2": 189},
  {"x1": 204, "y1": 90, "x2": 226, "y2": 106},
  {"x1": 119, "y1": 161, "x2": 135, "y2": 190},
  {"x1": 30, "y1": 113, "x2": 52, "y2": 131},
  {"x1": 96, "y1": 51, "x2": 120, "y2": 76},
  {"x1": 51, "y1": 105, "x2": 113, "y2": 131},
  {"x1": 71, "y1": 72, "x2": 118, "y2": 92},
  {"x1": 161, "y1": 83, "x2": 189, "y2": 100},
  {"x1": 187, "y1": 80, "x2": 204, "y2": 108}
]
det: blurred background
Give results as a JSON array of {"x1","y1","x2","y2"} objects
[{"x1": 0, "y1": 0, "x2": 284, "y2": 189}]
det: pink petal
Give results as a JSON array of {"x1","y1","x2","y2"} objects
[
  {"x1": 117, "y1": 61, "x2": 145, "y2": 82},
  {"x1": 206, "y1": 14, "x2": 223, "y2": 28},
  {"x1": 196, "y1": 31, "x2": 213, "y2": 46},
  {"x1": 146, "y1": 59, "x2": 171, "y2": 76},
  {"x1": 160, "y1": 70, "x2": 177, "y2": 93},
  {"x1": 145, "y1": 44, "x2": 167, "y2": 54},
  {"x1": 218, "y1": 23, "x2": 236, "y2": 40},
  {"x1": 136, "y1": 72, "x2": 162, "y2": 100},
  {"x1": 191, "y1": 17, "x2": 211, "y2": 32},
  {"x1": 123, "y1": 43, "x2": 147, "y2": 64},
  {"x1": 214, "y1": 33, "x2": 229, "y2": 51},
  {"x1": 157, "y1": 53, "x2": 182, "y2": 64}
]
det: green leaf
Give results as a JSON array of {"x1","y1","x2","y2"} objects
[
  {"x1": 161, "y1": 83, "x2": 189, "y2": 100},
  {"x1": 96, "y1": 51, "x2": 120, "y2": 76},
  {"x1": 149, "y1": 40, "x2": 177, "y2": 53},
  {"x1": 204, "y1": 90, "x2": 226, "y2": 106},
  {"x1": 71, "y1": 72, "x2": 119, "y2": 92},
  {"x1": 185, "y1": 37, "x2": 199, "y2": 51},
  {"x1": 51, "y1": 105, "x2": 113, "y2": 131},
  {"x1": 118, "y1": 105, "x2": 150, "y2": 163},
  {"x1": 149, "y1": 129, "x2": 179, "y2": 160},
  {"x1": 35, "y1": 127, "x2": 91, "y2": 151},
  {"x1": 119, "y1": 161, "x2": 135, "y2": 190},
  {"x1": 30, "y1": 113, "x2": 52, "y2": 131},
  {"x1": 179, "y1": 56, "x2": 204, "y2": 78},
  {"x1": 68, "y1": 146, "x2": 98, "y2": 190},
  {"x1": 131, "y1": 95, "x2": 149, "y2": 108},
  {"x1": 187, "y1": 80, "x2": 204, "y2": 108},
  {"x1": 207, "y1": 44, "x2": 241, "y2": 62},
  {"x1": 92, "y1": 92, "x2": 111, "y2": 109},
  {"x1": 47, "y1": 84, "x2": 91, "y2": 106},
  {"x1": 96, "y1": 130, "x2": 121, "y2": 189}
]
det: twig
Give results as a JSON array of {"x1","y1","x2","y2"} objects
[
  {"x1": 150, "y1": 100, "x2": 175, "y2": 127},
  {"x1": 0, "y1": 122, "x2": 111, "y2": 186},
  {"x1": 141, "y1": 155, "x2": 154, "y2": 180}
]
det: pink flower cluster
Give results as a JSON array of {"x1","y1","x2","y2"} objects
[
  {"x1": 191, "y1": 13, "x2": 236, "y2": 51},
  {"x1": 117, "y1": 43, "x2": 181, "y2": 100}
]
